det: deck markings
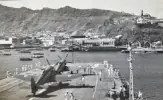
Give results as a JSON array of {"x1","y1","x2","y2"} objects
[{"x1": 92, "y1": 68, "x2": 98, "y2": 98}]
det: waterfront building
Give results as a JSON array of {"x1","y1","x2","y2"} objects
[
  {"x1": 39, "y1": 36, "x2": 55, "y2": 47},
  {"x1": 0, "y1": 37, "x2": 13, "y2": 48},
  {"x1": 82, "y1": 38, "x2": 115, "y2": 47},
  {"x1": 65, "y1": 37, "x2": 115, "y2": 47}
]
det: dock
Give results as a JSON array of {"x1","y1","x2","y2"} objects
[{"x1": 0, "y1": 63, "x2": 123, "y2": 100}]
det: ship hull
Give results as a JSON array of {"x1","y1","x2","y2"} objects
[{"x1": 87, "y1": 46, "x2": 126, "y2": 52}]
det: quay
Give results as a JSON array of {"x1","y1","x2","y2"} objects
[{"x1": 0, "y1": 62, "x2": 124, "y2": 100}]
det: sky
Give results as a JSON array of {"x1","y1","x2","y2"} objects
[{"x1": 0, "y1": 0, "x2": 163, "y2": 18}]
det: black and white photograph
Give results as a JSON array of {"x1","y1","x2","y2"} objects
[{"x1": 0, "y1": 0, "x2": 163, "y2": 100}]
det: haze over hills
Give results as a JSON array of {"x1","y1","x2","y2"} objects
[{"x1": 0, "y1": 4, "x2": 163, "y2": 43}]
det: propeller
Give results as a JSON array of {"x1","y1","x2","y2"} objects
[
  {"x1": 64, "y1": 54, "x2": 68, "y2": 60},
  {"x1": 57, "y1": 56, "x2": 62, "y2": 60},
  {"x1": 57, "y1": 54, "x2": 68, "y2": 61},
  {"x1": 46, "y1": 59, "x2": 51, "y2": 66}
]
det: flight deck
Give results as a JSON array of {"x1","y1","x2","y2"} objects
[{"x1": 0, "y1": 63, "x2": 123, "y2": 100}]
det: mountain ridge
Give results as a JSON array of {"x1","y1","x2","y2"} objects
[{"x1": 0, "y1": 4, "x2": 163, "y2": 43}]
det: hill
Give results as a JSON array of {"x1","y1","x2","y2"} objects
[{"x1": 0, "y1": 4, "x2": 163, "y2": 43}]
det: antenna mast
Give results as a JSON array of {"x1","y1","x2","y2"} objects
[
  {"x1": 72, "y1": 38, "x2": 74, "y2": 63},
  {"x1": 128, "y1": 44, "x2": 134, "y2": 100}
]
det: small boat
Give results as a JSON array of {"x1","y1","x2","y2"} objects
[
  {"x1": 32, "y1": 55, "x2": 44, "y2": 58},
  {"x1": 157, "y1": 50, "x2": 163, "y2": 53},
  {"x1": 20, "y1": 56, "x2": 32, "y2": 61},
  {"x1": 19, "y1": 50, "x2": 31, "y2": 53},
  {"x1": 121, "y1": 50, "x2": 129, "y2": 53},
  {"x1": 32, "y1": 52, "x2": 44, "y2": 58},
  {"x1": 33, "y1": 52, "x2": 44, "y2": 55},
  {"x1": 4, "y1": 49, "x2": 10, "y2": 52},
  {"x1": 49, "y1": 48, "x2": 56, "y2": 52},
  {"x1": 61, "y1": 48, "x2": 72, "y2": 52},
  {"x1": 1, "y1": 50, "x2": 12, "y2": 56},
  {"x1": 2, "y1": 53, "x2": 12, "y2": 56},
  {"x1": 15, "y1": 49, "x2": 22, "y2": 51}
]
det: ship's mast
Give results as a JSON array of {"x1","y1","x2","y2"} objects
[
  {"x1": 128, "y1": 45, "x2": 134, "y2": 100},
  {"x1": 72, "y1": 38, "x2": 74, "y2": 63}
]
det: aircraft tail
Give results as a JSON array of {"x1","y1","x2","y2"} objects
[
  {"x1": 31, "y1": 77, "x2": 38, "y2": 96},
  {"x1": 31, "y1": 77, "x2": 49, "y2": 96}
]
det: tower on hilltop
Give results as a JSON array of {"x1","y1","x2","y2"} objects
[{"x1": 141, "y1": 10, "x2": 144, "y2": 17}]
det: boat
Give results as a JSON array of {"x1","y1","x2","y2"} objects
[
  {"x1": 32, "y1": 55, "x2": 44, "y2": 58},
  {"x1": 121, "y1": 46, "x2": 163, "y2": 54},
  {"x1": 156, "y1": 50, "x2": 163, "y2": 53},
  {"x1": 2, "y1": 53, "x2": 12, "y2": 56},
  {"x1": 32, "y1": 52, "x2": 44, "y2": 58},
  {"x1": 121, "y1": 46, "x2": 155, "y2": 54},
  {"x1": 67, "y1": 44, "x2": 127, "y2": 52},
  {"x1": 1, "y1": 50, "x2": 12, "y2": 56},
  {"x1": 49, "y1": 48, "x2": 56, "y2": 52},
  {"x1": 19, "y1": 50, "x2": 31, "y2": 53},
  {"x1": 19, "y1": 56, "x2": 32, "y2": 61},
  {"x1": 61, "y1": 47, "x2": 73, "y2": 52},
  {"x1": 86, "y1": 46, "x2": 126, "y2": 52}
]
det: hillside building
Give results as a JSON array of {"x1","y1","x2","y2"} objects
[{"x1": 136, "y1": 10, "x2": 156, "y2": 25}]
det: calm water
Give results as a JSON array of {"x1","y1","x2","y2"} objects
[{"x1": 0, "y1": 50, "x2": 163, "y2": 100}]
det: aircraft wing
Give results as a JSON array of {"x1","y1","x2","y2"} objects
[
  {"x1": 55, "y1": 74, "x2": 88, "y2": 82},
  {"x1": 35, "y1": 88, "x2": 47, "y2": 96},
  {"x1": 35, "y1": 82, "x2": 60, "y2": 95},
  {"x1": 14, "y1": 69, "x2": 43, "y2": 82}
]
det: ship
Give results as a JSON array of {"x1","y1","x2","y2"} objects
[
  {"x1": 0, "y1": 45, "x2": 145, "y2": 100},
  {"x1": 121, "y1": 46, "x2": 163, "y2": 53},
  {"x1": 86, "y1": 46, "x2": 127, "y2": 52}
]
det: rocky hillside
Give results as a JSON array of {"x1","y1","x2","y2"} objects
[{"x1": 0, "y1": 4, "x2": 163, "y2": 43}]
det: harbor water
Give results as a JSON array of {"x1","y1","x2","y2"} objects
[{"x1": 0, "y1": 50, "x2": 163, "y2": 99}]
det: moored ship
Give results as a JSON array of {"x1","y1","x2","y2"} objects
[{"x1": 86, "y1": 46, "x2": 127, "y2": 52}]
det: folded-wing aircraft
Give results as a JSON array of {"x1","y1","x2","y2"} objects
[
  {"x1": 15, "y1": 58, "x2": 93, "y2": 96},
  {"x1": 53, "y1": 54, "x2": 105, "y2": 74}
]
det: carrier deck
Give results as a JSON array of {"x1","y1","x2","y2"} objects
[{"x1": 0, "y1": 63, "x2": 123, "y2": 100}]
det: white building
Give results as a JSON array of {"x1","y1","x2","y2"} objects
[
  {"x1": 83, "y1": 38, "x2": 115, "y2": 47},
  {"x1": 0, "y1": 37, "x2": 13, "y2": 48},
  {"x1": 65, "y1": 38, "x2": 115, "y2": 47},
  {"x1": 39, "y1": 37, "x2": 55, "y2": 47}
]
